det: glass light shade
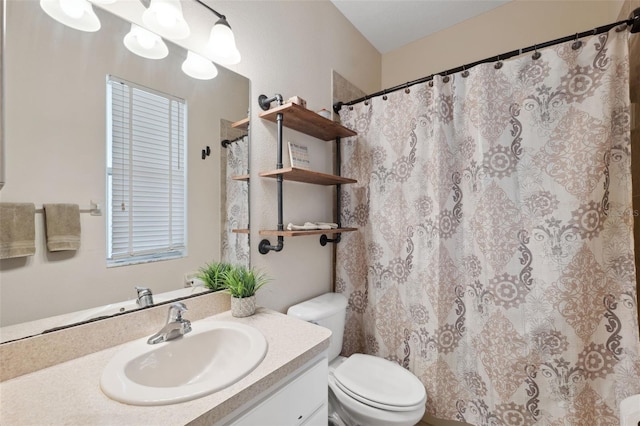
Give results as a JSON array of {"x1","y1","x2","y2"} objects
[
  {"x1": 123, "y1": 24, "x2": 168, "y2": 60},
  {"x1": 40, "y1": 0, "x2": 101, "y2": 32},
  {"x1": 206, "y1": 19, "x2": 241, "y2": 65},
  {"x1": 182, "y1": 51, "x2": 218, "y2": 80},
  {"x1": 142, "y1": 0, "x2": 190, "y2": 40}
]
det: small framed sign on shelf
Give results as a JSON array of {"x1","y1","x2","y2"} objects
[{"x1": 288, "y1": 141, "x2": 310, "y2": 169}]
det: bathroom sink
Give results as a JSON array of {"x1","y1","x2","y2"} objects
[{"x1": 100, "y1": 320, "x2": 268, "y2": 405}]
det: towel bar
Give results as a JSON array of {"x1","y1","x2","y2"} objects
[{"x1": 34, "y1": 201, "x2": 102, "y2": 216}]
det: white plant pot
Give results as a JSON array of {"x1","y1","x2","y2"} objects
[{"x1": 231, "y1": 295, "x2": 256, "y2": 317}]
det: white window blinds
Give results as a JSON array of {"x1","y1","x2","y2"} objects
[{"x1": 107, "y1": 76, "x2": 186, "y2": 264}]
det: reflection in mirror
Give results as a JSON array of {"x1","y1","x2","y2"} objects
[
  {"x1": 221, "y1": 119, "x2": 250, "y2": 265},
  {"x1": 0, "y1": 1, "x2": 250, "y2": 343}
]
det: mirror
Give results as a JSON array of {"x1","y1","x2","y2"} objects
[{"x1": 0, "y1": 1, "x2": 250, "y2": 342}]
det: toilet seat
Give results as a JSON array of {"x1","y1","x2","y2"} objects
[{"x1": 332, "y1": 354, "x2": 426, "y2": 412}]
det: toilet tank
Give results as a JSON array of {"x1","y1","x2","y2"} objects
[{"x1": 287, "y1": 293, "x2": 348, "y2": 361}]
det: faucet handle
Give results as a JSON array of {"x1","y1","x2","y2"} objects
[
  {"x1": 135, "y1": 286, "x2": 152, "y2": 297},
  {"x1": 167, "y1": 302, "x2": 188, "y2": 322}
]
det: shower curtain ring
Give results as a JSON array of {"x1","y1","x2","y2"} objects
[
  {"x1": 443, "y1": 72, "x2": 450, "y2": 83},
  {"x1": 532, "y1": 45, "x2": 541, "y2": 60},
  {"x1": 572, "y1": 33, "x2": 582, "y2": 50},
  {"x1": 404, "y1": 83, "x2": 411, "y2": 94},
  {"x1": 494, "y1": 55, "x2": 503, "y2": 69},
  {"x1": 364, "y1": 95, "x2": 370, "y2": 106},
  {"x1": 428, "y1": 75, "x2": 434, "y2": 87},
  {"x1": 461, "y1": 65, "x2": 469, "y2": 78},
  {"x1": 382, "y1": 90, "x2": 388, "y2": 101}
]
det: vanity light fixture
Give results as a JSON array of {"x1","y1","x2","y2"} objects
[
  {"x1": 123, "y1": 24, "x2": 169, "y2": 59},
  {"x1": 142, "y1": 0, "x2": 190, "y2": 40},
  {"x1": 206, "y1": 15, "x2": 241, "y2": 65},
  {"x1": 193, "y1": 0, "x2": 241, "y2": 65},
  {"x1": 40, "y1": 0, "x2": 241, "y2": 79},
  {"x1": 181, "y1": 51, "x2": 218, "y2": 80},
  {"x1": 39, "y1": 0, "x2": 101, "y2": 32}
]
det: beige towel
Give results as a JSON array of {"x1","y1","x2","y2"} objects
[
  {"x1": 0, "y1": 203, "x2": 36, "y2": 259},
  {"x1": 44, "y1": 204, "x2": 81, "y2": 252}
]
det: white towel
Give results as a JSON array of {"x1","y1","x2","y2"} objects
[
  {"x1": 314, "y1": 222, "x2": 338, "y2": 229},
  {"x1": 286, "y1": 222, "x2": 339, "y2": 231}
]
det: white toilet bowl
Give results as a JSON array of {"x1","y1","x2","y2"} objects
[
  {"x1": 287, "y1": 293, "x2": 427, "y2": 426},
  {"x1": 328, "y1": 355, "x2": 426, "y2": 426}
]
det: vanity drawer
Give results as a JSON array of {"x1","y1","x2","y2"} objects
[
  {"x1": 230, "y1": 358, "x2": 328, "y2": 426},
  {"x1": 301, "y1": 404, "x2": 329, "y2": 426}
]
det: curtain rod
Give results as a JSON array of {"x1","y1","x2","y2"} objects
[
  {"x1": 221, "y1": 135, "x2": 246, "y2": 148},
  {"x1": 334, "y1": 7, "x2": 640, "y2": 112}
]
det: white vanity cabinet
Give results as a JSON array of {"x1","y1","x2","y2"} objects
[{"x1": 225, "y1": 354, "x2": 328, "y2": 426}]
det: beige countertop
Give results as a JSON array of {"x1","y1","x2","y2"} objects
[{"x1": 0, "y1": 308, "x2": 331, "y2": 426}]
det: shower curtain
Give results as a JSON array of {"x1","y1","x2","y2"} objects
[
  {"x1": 337, "y1": 28, "x2": 639, "y2": 425},
  {"x1": 221, "y1": 136, "x2": 250, "y2": 267}
]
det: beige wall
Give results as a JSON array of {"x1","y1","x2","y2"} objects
[{"x1": 382, "y1": 0, "x2": 626, "y2": 88}]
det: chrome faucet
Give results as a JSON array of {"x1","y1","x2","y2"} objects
[
  {"x1": 135, "y1": 286, "x2": 154, "y2": 308},
  {"x1": 147, "y1": 302, "x2": 192, "y2": 345}
]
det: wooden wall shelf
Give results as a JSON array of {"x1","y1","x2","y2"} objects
[
  {"x1": 259, "y1": 167, "x2": 356, "y2": 185},
  {"x1": 231, "y1": 117, "x2": 249, "y2": 130},
  {"x1": 259, "y1": 228, "x2": 357, "y2": 237},
  {"x1": 231, "y1": 174, "x2": 250, "y2": 181},
  {"x1": 232, "y1": 229, "x2": 250, "y2": 234},
  {"x1": 259, "y1": 102, "x2": 356, "y2": 141},
  {"x1": 257, "y1": 94, "x2": 359, "y2": 253}
]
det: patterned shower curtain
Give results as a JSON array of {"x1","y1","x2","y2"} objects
[
  {"x1": 337, "y1": 28, "x2": 639, "y2": 425},
  {"x1": 221, "y1": 136, "x2": 250, "y2": 267}
]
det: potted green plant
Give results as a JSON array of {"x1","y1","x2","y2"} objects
[
  {"x1": 197, "y1": 262, "x2": 233, "y2": 292},
  {"x1": 222, "y1": 265, "x2": 270, "y2": 317}
]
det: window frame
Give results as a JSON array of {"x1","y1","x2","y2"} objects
[{"x1": 105, "y1": 75, "x2": 188, "y2": 267}]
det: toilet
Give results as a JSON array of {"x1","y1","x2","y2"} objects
[{"x1": 287, "y1": 293, "x2": 426, "y2": 426}]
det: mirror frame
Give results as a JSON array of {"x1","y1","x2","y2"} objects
[{"x1": 1, "y1": 0, "x2": 5, "y2": 191}]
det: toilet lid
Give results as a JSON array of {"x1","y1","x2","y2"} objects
[{"x1": 333, "y1": 354, "x2": 426, "y2": 410}]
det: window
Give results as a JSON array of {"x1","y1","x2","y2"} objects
[{"x1": 106, "y1": 76, "x2": 187, "y2": 266}]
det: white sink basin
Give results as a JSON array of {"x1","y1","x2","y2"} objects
[{"x1": 100, "y1": 320, "x2": 268, "y2": 405}]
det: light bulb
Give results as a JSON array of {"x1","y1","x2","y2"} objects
[
  {"x1": 207, "y1": 19, "x2": 241, "y2": 65},
  {"x1": 136, "y1": 31, "x2": 156, "y2": 49},
  {"x1": 156, "y1": 6, "x2": 177, "y2": 28},
  {"x1": 182, "y1": 51, "x2": 218, "y2": 80},
  {"x1": 60, "y1": 0, "x2": 85, "y2": 19},
  {"x1": 143, "y1": 0, "x2": 189, "y2": 40},
  {"x1": 123, "y1": 24, "x2": 168, "y2": 60},
  {"x1": 40, "y1": 0, "x2": 101, "y2": 32},
  {"x1": 210, "y1": 24, "x2": 234, "y2": 55}
]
